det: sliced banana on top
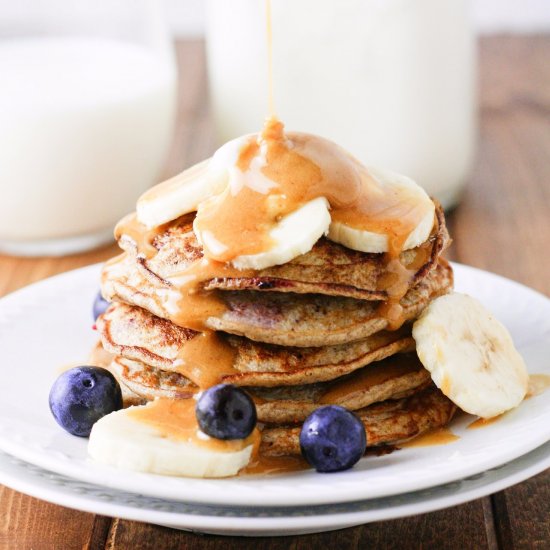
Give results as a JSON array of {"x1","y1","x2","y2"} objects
[
  {"x1": 412, "y1": 292, "x2": 528, "y2": 418},
  {"x1": 198, "y1": 196, "x2": 331, "y2": 271},
  {"x1": 136, "y1": 132, "x2": 435, "y2": 263},
  {"x1": 328, "y1": 166, "x2": 435, "y2": 254},
  {"x1": 136, "y1": 137, "x2": 247, "y2": 228},
  {"x1": 88, "y1": 401, "x2": 256, "y2": 478},
  {"x1": 136, "y1": 160, "x2": 223, "y2": 228}
]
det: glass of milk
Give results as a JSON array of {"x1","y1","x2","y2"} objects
[
  {"x1": 206, "y1": 0, "x2": 477, "y2": 209},
  {"x1": 0, "y1": 0, "x2": 177, "y2": 256}
]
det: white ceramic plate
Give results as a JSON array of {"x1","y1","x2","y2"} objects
[
  {"x1": 0, "y1": 263, "x2": 548, "y2": 507},
  {"x1": 0, "y1": 443, "x2": 548, "y2": 536}
]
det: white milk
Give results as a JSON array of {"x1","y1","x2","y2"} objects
[
  {"x1": 206, "y1": 0, "x2": 476, "y2": 208},
  {"x1": 0, "y1": 36, "x2": 176, "y2": 254}
]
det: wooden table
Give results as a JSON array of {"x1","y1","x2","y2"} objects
[{"x1": 0, "y1": 36, "x2": 548, "y2": 549}]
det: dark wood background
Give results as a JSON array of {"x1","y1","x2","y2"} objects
[{"x1": 0, "y1": 36, "x2": 548, "y2": 549}]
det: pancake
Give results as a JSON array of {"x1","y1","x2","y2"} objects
[
  {"x1": 101, "y1": 258, "x2": 452, "y2": 348},
  {"x1": 260, "y1": 385, "x2": 457, "y2": 456},
  {"x1": 98, "y1": 302, "x2": 415, "y2": 387},
  {"x1": 88, "y1": 341, "x2": 145, "y2": 407},
  {"x1": 116, "y1": 202, "x2": 449, "y2": 301},
  {"x1": 109, "y1": 353, "x2": 432, "y2": 424},
  {"x1": 211, "y1": 260, "x2": 452, "y2": 347}
]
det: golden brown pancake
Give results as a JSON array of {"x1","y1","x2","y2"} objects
[
  {"x1": 115, "y1": 203, "x2": 449, "y2": 301},
  {"x1": 88, "y1": 341, "x2": 145, "y2": 407},
  {"x1": 98, "y1": 302, "x2": 415, "y2": 387},
  {"x1": 108, "y1": 353, "x2": 433, "y2": 424},
  {"x1": 260, "y1": 386, "x2": 456, "y2": 455},
  {"x1": 101, "y1": 258, "x2": 452, "y2": 347}
]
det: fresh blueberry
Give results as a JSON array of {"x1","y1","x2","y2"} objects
[
  {"x1": 92, "y1": 290, "x2": 110, "y2": 321},
  {"x1": 49, "y1": 366, "x2": 123, "y2": 437},
  {"x1": 196, "y1": 384, "x2": 257, "y2": 440},
  {"x1": 299, "y1": 406, "x2": 367, "y2": 473}
]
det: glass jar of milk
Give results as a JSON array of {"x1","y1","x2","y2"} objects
[
  {"x1": 206, "y1": 0, "x2": 476, "y2": 209},
  {"x1": 0, "y1": 0, "x2": 177, "y2": 255}
]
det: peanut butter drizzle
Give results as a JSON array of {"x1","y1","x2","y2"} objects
[
  {"x1": 467, "y1": 415, "x2": 504, "y2": 430},
  {"x1": 240, "y1": 429, "x2": 310, "y2": 475},
  {"x1": 166, "y1": 256, "x2": 253, "y2": 335},
  {"x1": 109, "y1": 218, "x2": 250, "y2": 390},
  {"x1": 376, "y1": 258, "x2": 412, "y2": 330},
  {"x1": 242, "y1": 454, "x2": 310, "y2": 476},
  {"x1": 112, "y1": 216, "x2": 253, "y2": 333},
  {"x1": 194, "y1": 117, "x2": 433, "y2": 269},
  {"x1": 127, "y1": 398, "x2": 259, "y2": 452},
  {"x1": 164, "y1": 259, "x2": 253, "y2": 389},
  {"x1": 173, "y1": 331, "x2": 238, "y2": 390},
  {"x1": 400, "y1": 427, "x2": 460, "y2": 448},
  {"x1": 319, "y1": 353, "x2": 422, "y2": 405},
  {"x1": 165, "y1": 259, "x2": 231, "y2": 331},
  {"x1": 526, "y1": 373, "x2": 550, "y2": 398},
  {"x1": 114, "y1": 212, "x2": 167, "y2": 260}
]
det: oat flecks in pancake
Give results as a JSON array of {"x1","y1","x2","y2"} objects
[
  {"x1": 101, "y1": 259, "x2": 453, "y2": 348},
  {"x1": 116, "y1": 203, "x2": 449, "y2": 301},
  {"x1": 109, "y1": 353, "x2": 433, "y2": 424},
  {"x1": 259, "y1": 386, "x2": 457, "y2": 456}
]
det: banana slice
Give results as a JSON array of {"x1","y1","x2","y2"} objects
[
  {"x1": 136, "y1": 137, "x2": 248, "y2": 228},
  {"x1": 328, "y1": 166, "x2": 435, "y2": 253},
  {"x1": 412, "y1": 292, "x2": 528, "y2": 418},
  {"x1": 229, "y1": 197, "x2": 331, "y2": 270},
  {"x1": 88, "y1": 400, "x2": 256, "y2": 478},
  {"x1": 136, "y1": 158, "x2": 232, "y2": 229}
]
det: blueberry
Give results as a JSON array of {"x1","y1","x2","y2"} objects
[
  {"x1": 92, "y1": 290, "x2": 110, "y2": 321},
  {"x1": 49, "y1": 366, "x2": 123, "y2": 437},
  {"x1": 196, "y1": 384, "x2": 257, "y2": 440},
  {"x1": 299, "y1": 406, "x2": 367, "y2": 473}
]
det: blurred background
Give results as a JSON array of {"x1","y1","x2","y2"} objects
[
  {"x1": 167, "y1": 0, "x2": 550, "y2": 35},
  {"x1": 0, "y1": 0, "x2": 549, "y2": 257}
]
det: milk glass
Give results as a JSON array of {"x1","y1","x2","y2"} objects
[
  {"x1": 206, "y1": 0, "x2": 477, "y2": 209},
  {"x1": 0, "y1": 0, "x2": 177, "y2": 256}
]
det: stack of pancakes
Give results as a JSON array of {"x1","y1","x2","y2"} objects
[{"x1": 96, "y1": 203, "x2": 456, "y2": 457}]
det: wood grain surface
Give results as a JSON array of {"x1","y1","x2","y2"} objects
[{"x1": 0, "y1": 36, "x2": 548, "y2": 550}]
